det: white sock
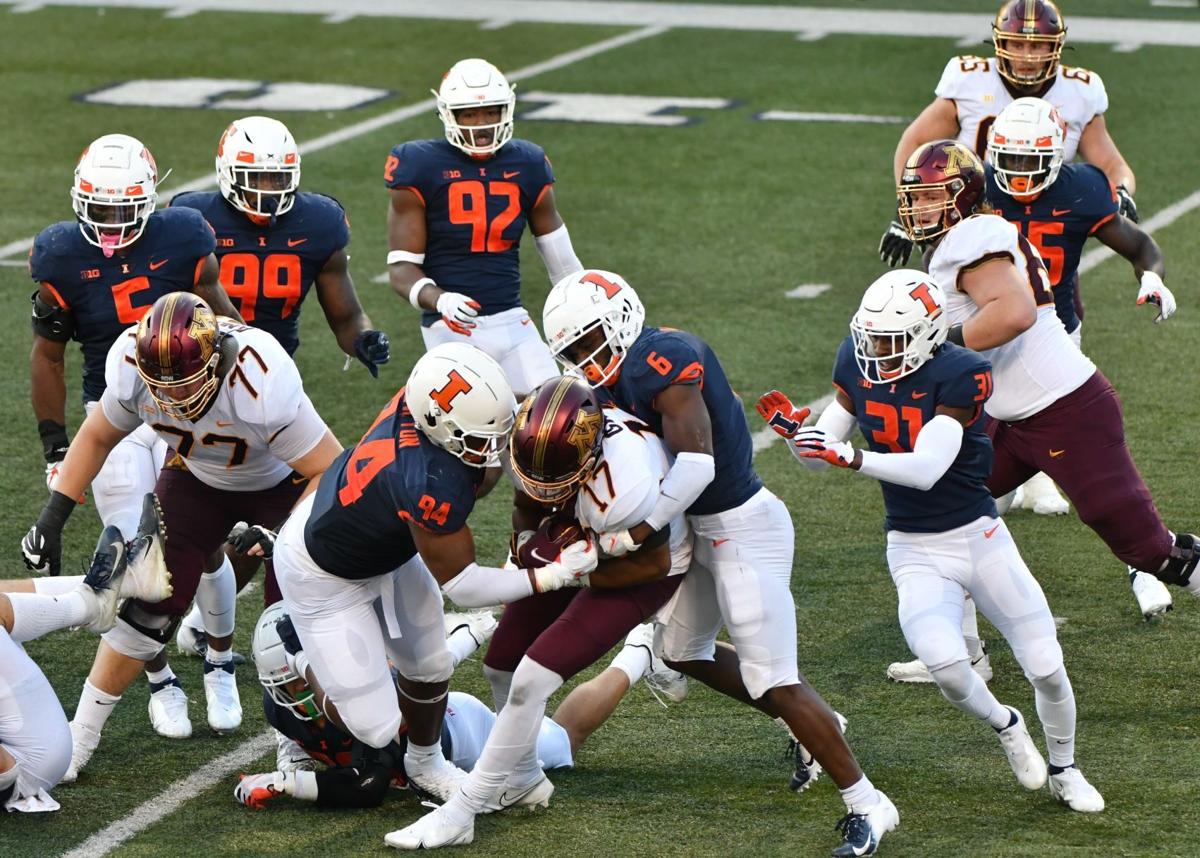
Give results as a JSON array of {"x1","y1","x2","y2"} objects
[
  {"x1": 7, "y1": 590, "x2": 92, "y2": 643},
  {"x1": 146, "y1": 665, "x2": 175, "y2": 686},
  {"x1": 961, "y1": 595, "x2": 983, "y2": 660},
  {"x1": 206, "y1": 646, "x2": 233, "y2": 666},
  {"x1": 483, "y1": 665, "x2": 513, "y2": 713},
  {"x1": 930, "y1": 659, "x2": 1010, "y2": 730},
  {"x1": 404, "y1": 740, "x2": 442, "y2": 770},
  {"x1": 446, "y1": 625, "x2": 481, "y2": 667},
  {"x1": 33, "y1": 575, "x2": 85, "y2": 596},
  {"x1": 609, "y1": 640, "x2": 652, "y2": 688},
  {"x1": 839, "y1": 774, "x2": 881, "y2": 813},
  {"x1": 73, "y1": 679, "x2": 121, "y2": 736},
  {"x1": 195, "y1": 556, "x2": 236, "y2": 638},
  {"x1": 1032, "y1": 666, "x2": 1076, "y2": 768},
  {"x1": 181, "y1": 602, "x2": 204, "y2": 633}
]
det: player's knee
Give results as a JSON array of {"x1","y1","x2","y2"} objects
[
  {"x1": 929, "y1": 659, "x2": 975, "y2": 702},
  {"x1": 345, "y1": 704, "x2": 402, "y2": 750},
  {"x1": 394, "y1": 645, "x2": 453, "y2": 685},
  {"x1": 1018, "y1": 639, "x2": 1064, "y2": 683},
  {"x1": 508, "y1": 657, "x2": 563, "y2": 710},
  {"x1": 907, "y1": 629, "x2": 963, "y2": 674},
  {"x1": 102, "y1": 604, "x2": 179, "y2": 661}
]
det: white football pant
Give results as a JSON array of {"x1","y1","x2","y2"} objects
[
  {"x1": 420, "y1": 306, "x2": 559, "y2": 397},
  {"x1": 0, "y1": 629, "x2": 71, "y2": 811},
  {"x1": 443, "y1": 691, "x2": 573, "y2": 772}
]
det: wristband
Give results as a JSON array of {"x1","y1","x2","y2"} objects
[
  {"x1": 38, "y1": 490, "x2": 78, "y2": 532},
  {"x1": 946, "y1": 324, "x2": 965, "y2": 347},
  {"x1": 387, "y1": 249, "x2": 425, "y2": 266},
  {"x1": 409, "y1": 277, "x2": 435, "y2": 310},
  {"x1": 38, "y1": 420, "x2": 69, "y2": 463}
]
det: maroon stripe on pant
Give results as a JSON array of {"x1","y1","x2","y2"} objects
[
  {"x1": 987, "y1": 371, "x2": 1172, "y2": 572},
  {"x1": 485, "y1": 574, "x2": 684, "y2": 681}
]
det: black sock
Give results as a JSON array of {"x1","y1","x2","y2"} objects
[{"x1": 1047, "y1": 763, "x2": 1075, "y2": 776}]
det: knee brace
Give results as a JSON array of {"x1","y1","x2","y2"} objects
[{"x1": 102, "y1": 603, "x2": 181, "y2": 661}]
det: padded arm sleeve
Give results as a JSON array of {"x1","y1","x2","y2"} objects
[
  {"x1": 643, "y1": 451, "x2": 715, "y2": 532},
  {"x1": 313, "y1": 765, "x2": 391, "y2": 809},
  {"x1": 856, "y1": 414, "x2": 963, "y2": 491},
  {"x1": 440, "y1": 562, "x2": 535, "y2": 609},
  {"x1": 534, "y1": 223, "x2": 583, "y2": 286}
]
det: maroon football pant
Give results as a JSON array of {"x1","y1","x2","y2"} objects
[
  {"x1": 987, "y1": 371, "x2": 1173, "y2": 572},
  {"x1": 484, "y1": 574, "x2": 684, "y2": 680},
  {"x1": 138, "y1": 463, "x2": 305, "y2": 616}
]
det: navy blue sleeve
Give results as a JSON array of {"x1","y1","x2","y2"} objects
[
  {"x1": 384, "y1": 142, "x2": 430, "y2": 198},
  {"x1": 626, "y1": 332, "x2": 706, "y2": 405},
  {"x1": 935, "y1": 347, "x2": 992, "y2": 411},
  {"x1": 1074, "y1": 165, "x2": 1120, "y2": 235},
  {"x1": 314, "y1": 194, "x2": 351, "y2": 251},
  {"x1": 832, "y1": 336, "x2": 858, "y2": 398},
  {"x1": 170, "y1": 207, "x2": 217, "y2": 258},
  {"x1": 28, "y1": 226, "x2": 61, "y2": 287},
  {"x1": 167, "y1": 191, "x2": 202, "y2": 210},
  {"x1": 522, "y1": 142, "x2": 555, "y2": 202},
  {"x1": 398, "y1": 455, "x2": 477, "y2": 535}
]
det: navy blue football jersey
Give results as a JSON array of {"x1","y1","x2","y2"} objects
[
  {"x1": 29, "y1": 208, "x2": 216, "y2": 402},
  {"x1": 985, "y1": 162, "x2": 1119, "y2": 334},
  {"x1": 304, "y1": 390, "x2": 484, "y2": 579},
  {"x1": 263, "y1": 688, "x2": 409, "y2": 774},
  {"x1": 170, "y1": 191, "x2": 349, "y2": 355},
  {"x1": 384, "y1": 138, "x2": 554, "y2": 324},
  {"x1": 604, "y1": 327, "x2": 762, "y2": 516},
  {"x1": 833, "y1": 338, "x2": 997, "y2": 533}
]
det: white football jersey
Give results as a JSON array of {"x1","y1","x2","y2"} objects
[
  {"x1": 575, "y1": 407, "x2": 692, "y2": 576},
  {"x1": 100, "y1": 322, "x2": 329, "y2": 491},
  {"x1": 935, "y1": 56, "x2": 1108, "y2": 162},
  {"x1": 928, "y1": 214, "x2": 1095, "y2": 422}
]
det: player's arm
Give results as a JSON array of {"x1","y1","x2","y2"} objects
[
  {"x1": 386, "y1": 188, "x2": 478, "y2": 333},
  {"x1": 286, "y1": 430, "x2": 343, "y2": 481},
  {"x1": 589, "y1": 536, "x2": 671, "y2": 590},
  {"x1": 952, "y1": 257, "x2": 1037, "y2": 350},
  {"x1": 1093, "y1": 216, "x2": 1176, "y2": 323},
  {"x1": 30, "y1": 285, "x2": 72, "y2": 470},
  {"x1": 193, "y1": 253, "x2": 245, "y2": 322},
  {"x1": 313, "y1": 249, "x2": 390, "y2": 376},
  {"x1": 1079, "y1": 115, "x2": 1135, "y2": 199},
  {"x1": 528, "y1": 186, "x2": 583, "y2": 285}
]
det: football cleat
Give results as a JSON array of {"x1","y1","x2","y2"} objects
[
  {"x1": 61, "y1": 721, "x2": 101, "y2": 783},
  {"x1": 176, "y1": 621, "x2": 247, "y2": 665},
  {"x1": 405, "y1": 751, "x2": 469, "y2": 804},
  {"x1": 482, "y1": 772, "x2": 554, "y2": 813},
  {"x1": 1128, "y1": 567, "x2": 1173, "y2": 619},
  {"x1": 275, "y1": 730, "x2": 319, "y2": 773},
  {"x1": 1014, "y1": 472, "x2": 1069, "y2": 516},
  {"x1": 832, "y1": 792, "x2": 899, "y2": 857},
  {"x1": 623, "y1": 623, "x2": 688, "y2": 705},
  {"x1": 886, "y1": 644, "x2": 991, "y2": 684},
  {"x1": 1048, "y1": 765, "x2": 1105, "y2": 813},
  {"x1": 81, "y1": 526, "x2": 128, "y2": 634},
  {"x1": 203, "y1": 658, "x2": 243, "y2": 734},
  {"x1": 384, "y1": 805, "x2": 474, "y2": 850},
  {"x1": 149, "y1": 678, "x2": 192, "y2": 739},
  {"x1": 786, "y1": 711, "x2": 848, "y2": 794},
  {"x1": 120, "y1": 493, "x2": 173, "y2": 603},
  {"x1": 996, "y1": 707, "x2": 1048, "y2": 790}
]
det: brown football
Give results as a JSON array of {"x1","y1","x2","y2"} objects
[{"x1": 517, "y1": 515, "x2": 587, "y2": 568}]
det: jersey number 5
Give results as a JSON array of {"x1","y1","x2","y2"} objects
[{"x1": 449, "y1": 180, "x2": 521, "y2": 253}]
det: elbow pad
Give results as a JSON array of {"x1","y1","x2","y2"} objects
[
  {"x1": 644, "y1": 451, "x2": 716, "y2": 531},
  {"x1": 534, "y1": 223, "x2": 583, "y2": 286},
  {"x1": 31, "y1": 291, "x2": 74, "y2": 342}
]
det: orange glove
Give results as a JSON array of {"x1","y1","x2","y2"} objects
[{"x1": 756, "y1": 390, "x2": 811, "y2": 439}]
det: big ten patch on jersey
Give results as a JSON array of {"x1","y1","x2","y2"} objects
[
  {"x1": 575, "y1": 407, "x2": 665, "y2": 534},
  {"x1": 985, "y1": 163, "x2": 1118, "y2": 330},
  {"x1": 304, "y1": 390, "x2": 484, "y2": 580},
  {"x1": 29, "y1": 208, "x2": 216, "y2": 402},
  {"x1": 170, "y1": 191, "x2": 350, "y2": 355},
  {"x1": 607, "y1": 326, "x2": 761, "y2": 517},
  {"x1": 833, "y1": 337, "x2": 996, "y2": 533},
  {"x1": 384, "y1": 138, "x2": 554, "y2": 320}
]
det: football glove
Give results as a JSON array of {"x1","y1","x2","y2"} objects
[
  {"x1": 878, "y1": 220, "x2": 913, "y2": 268},
  {"x1": 227, "y1": 521, "x2": 277, "y2": 558},
  {"x1": 596, "y1": 529, "x2": 641, "y2": 557},
  {"x1": 1116, "y1": 185, "x2": 1139, "y2": 223},
  {"x1": 1136, "y1": 271, "x2": 1176, "y2": 323},
  {"x1": 352, "y1": 329, "x2": 391, "y2": 378},
  {"x1": 436, "y1": 292, "x2": 481, "y2": 335},
  {"x1": 756, "y1": 390, "x2": 812, "y2": 439},
  {"x1": 235, "y1": 772, "x2": 290, "y2": 809},
  {"x1": 22, "y1": 491, "x2": 77, "y2": 576},
  {"x1": 275, "y1": 614, "x2": 303, "y2": 658},
  {"x1": 793, "y1": 428, "x2": 858, "y2": 469},
  {"x1": 531, "y1": 539, "x2": 596, "y2": 592}
]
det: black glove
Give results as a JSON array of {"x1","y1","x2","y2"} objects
[
  {"x1": 353, "y1": 330, "x2": 390, "y2": 378},
  {"x1": 878, "y1": 219, "x2": 913, "y2": 268},
  {"x1": 275, "y1": 614, "x2": 303, "y2": 658},
  {"x1": 1116, "y1": 185, "x2": 1139, "y2": 223},
  {"x1": 22, "y1": 491, "x2": 77, "y2": 576},
  {"x1": 227, "y1": 521, "x2": 277, "y2": 559},
  {"x1": 38, "y1": 420, "x2": 70, "y2": 465}
]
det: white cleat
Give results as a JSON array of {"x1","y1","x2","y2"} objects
[
  {"x1": 1015, "y1": 472, "x2": 1069, "y2": 516},
  {"x1": 203, "y1": 662, "x2": 242, "y2": 734},
  {"x1": 1129, "y1": 567, "x2": 1173, "y2": 619},
  {"x1": 483, "y1": 772, "x2": 554, "y2": 813},
  {"x1": 275, "y1": 730, "x2": 318, "y2": 773},
  {"x1": 405, "y1": 752, "x2": 469, "y2": 804},
  {"x1": 121, "y1": 493, "x2": 173, "y2": 603},
  {"x1": 624, "y1": 622, "x2": 688, "y2": 704},
  {"x1": 61, "y1": 722, "x2": 101, "y2": 783},
  {"x1": 1048, "y1": 765, "x2": 1105, "y2": 813},
  {"x1": 176, "y1": 621, "x2": 207, "y2": 658},
  {"x1": 149, "y1": 680, "x2": 192, "y2": 739},
  {"x1": 384, "y1": 804, "x2": 474, "y2": 850},
  {"x1": 887, "y1": 645, "x2": 991, "y2": 684},
  {"x1": 996, "y1": 707, "x2": 1048, "y2": 790}
]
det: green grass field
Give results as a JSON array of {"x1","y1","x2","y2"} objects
[{"x1": 2, "y1": 2, "x2": 1199, "y2": 856}]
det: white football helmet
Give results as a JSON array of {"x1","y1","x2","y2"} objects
[
  {"x1": 987, "y1": 97, "x2": 1065, "y2": 199},
  {"x1": 406, "y1": 343, "x2": 517, "y2": 468},
  {"x1": 542, "y1": 269, "x2": 646, "y2": 388},
  {"x1": 70, "y1": 134, "x2": 159, "y2": 257},
  {"x1": 850, "y1": 270, "x2": 949, "y2": 383},
  {"x1": 432, "y1": 58, "x2": 516, "y2": 159},
  {"x1": 251, "y1": 603, "x2": 317, "y2": 721},
  {"x1": 216, "y1": 116, "x2": 300, "y2": 220}
]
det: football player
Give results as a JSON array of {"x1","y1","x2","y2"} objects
[
  {"x1": 761, "y1": 271, "x2": 1103, "y2": 812},
  {"x1": 387, "y1": 376, "x2": 693, "y2": 848},
  {"x1": 21, "y1": 293, "x2": 342, "y2": 779},
  {"x1": 1, "y1": 497, "x2": 169, "y2": 813},
  {"x1": 385, "y1": 58, "x2": 583, "y2": 398},
  {"x1": 270, "y1": 343, "x2": 595, "y2": 806},
  {"x1": 163, "y1": 115, "x2": 388, "y2": 680},
  {"x1": 535, "y1": 272, "x2": 898, "y2": 858},
  {"x1": 884, "y1": 141, "x2": 1200, "y2": 685}
]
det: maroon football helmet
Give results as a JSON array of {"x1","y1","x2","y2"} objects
[
  {"x1": 135, "y1": 293, "x2": 226, "y2": 420},
  {"x1": 897, "y1": 140, "x2": 987, "y2": 245},
  {"x1": 992, "y1": 0, "x2": 1067, "y2": 87},
  {"x1": 509, "y1": 376, "x2": 604, "y2": 504}
]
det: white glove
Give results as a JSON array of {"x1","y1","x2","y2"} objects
[
  {"x1": 793, "y1": 427, "x2": 857, "y2": 469},
  {"x1": 234, "y1": 772, "x2": 291, "y2": 809},
  {"x1": 531, "y1": 539, "x2": 597, "y2": 592},
  {"x1": 1137, "y1": 271, "x2": 1176, "y2": 323},
  {"x1": 596, "y1": 529, "x2": 641, "y2": 557},
  {"x1": 435, "y1": 292, "x2": 481, "y2": 334}
]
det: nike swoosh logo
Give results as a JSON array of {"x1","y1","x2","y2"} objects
[
  {"x1": 207, "y1": 608, "x2": 232, "y2": 617},
  {"x1": 1054, "y1": 739, "x2": 1070, "y2": 744},
  {"x1": 984, "y1": 525, "x2": 1000, "y2": 539},
  {"x1": 1049, "y1": 449, "x2": 1065, "y2": 458},
  {"x1": 529, "y1": 547, "x2": 557, "y2": 566},
  {"x1": 712, "y1": 538, "x2": 730, "y2": 548},
  {"x1": 497, "y1": 789, "x2": 529, "y2": 808},
  {"x1": 911, "y1": 391, "x2": 928, "y2": 399},
  {"x1": 503, "y1": 171, "x2": 520, "y2": 179},
  {"x1": 520, "y1": 318, "x2": 531, "y2": 326},
  {"x1": 287, "y1": 238, "x2": 308, "y2": 247},
  {"x1": 149, "y1": 259, "x2": 169, "y2": 270},
  {"x1": 1051, "y1": 208, "x2": 1071, "y2": 216},
  {"x1": 291, "y1": 475, "x2": 308, "y2": 485}
]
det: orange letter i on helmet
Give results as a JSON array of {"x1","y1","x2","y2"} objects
[{"x1": 430, "y1": 370, "x2": 474, "y2": 412}]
